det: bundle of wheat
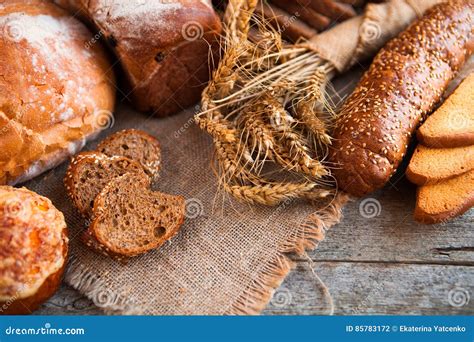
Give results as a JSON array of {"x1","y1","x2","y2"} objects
[{"x1": 196, "y1": 0, "x2": 440, "y2": 206}]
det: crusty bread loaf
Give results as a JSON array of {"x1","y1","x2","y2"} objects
[
  {"x1": 417, "y1": 73, "x2": 474, "y2": 148},
  {"x1": 54, "y1": 0, "x2": 221, "y2": 116},
  {"x1": 406, "y1": 145, "x2": 474, "y2": 185},
  {"x1": 330, "y1": 1, "x2": 474, "y2": 196},
  {"x1": 64, "y1": 152, "x2": 149, "y2": 217},
  {"x1": 97, "y1": 129, "x2": 161, "y2": 179},
  {"x1": 0, "y1": 0, "x2": 115, "y2": 186},
  {"x1": 83, "y1": 173, "x2": 185, "y2": 259},
  {"x1": 414, "y1": 170, "x2": 474, "y2": 224},
  {"x1": 0, "y1": 186, "x2": 68, "y2": 314}
]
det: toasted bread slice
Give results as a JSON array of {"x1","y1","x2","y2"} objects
[
  {"x1": 406, "y1": 145, "x2": 474, "y2": 185},
  {"x1": 64, "y1": 152, "x2": 149, "y2": 217},
  {"x1": 417, "y1": 73, "x2": 474, "y2": 148},
  {"x1": 97, "y1": 129, "x2": 161, "y2": 178},
  {"x1": 414, "y1": 170, "x2": 474, "y2": 224},
  {"x1": 84, "y1": 173, "x2": 185, "y2": 258}
]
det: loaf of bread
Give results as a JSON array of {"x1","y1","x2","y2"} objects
[
  {"x1": 0, "y1": 186, "x2": 68, "y2": 314},
  {"x1": 414, "y1": 170, "x2": 474, "y2": 224},
  {"x1": 330, "y1": 1, "x2": 474, "y2": 196},
  {"x1": 417, "y1": 73, "x2": 474, "y2": 148},
  {"x1": 0, "y1": 0, "x2": 115, "y2": 186},
  {"x1": 55, "y1": 0, "x2": 222, "y2": 116}
]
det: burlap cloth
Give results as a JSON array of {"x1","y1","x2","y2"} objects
[
  {"x1": 23, "y1": 103, "x2": 347, "y2": 315},
  {"x1": 23, "y1": 0, "x2": 445, "y2": 315}
]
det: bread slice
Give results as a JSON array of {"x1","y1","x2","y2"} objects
[
  {"x1": 96, "y1": 129, "x2": 161, "y2": 178},
  {"x1": 417, "y1": 73, "x2": 474, "y2": 148},
  {"x1": 83, "y1": 173, "x2": 185, "y2": 258},
  {"x1": 64, "y1": 152, "x2": 149, "y2": 217},
  {"x1": 414, "y1": 170, "x2": 474, "y2": 224},
  {"x1": 406, "y1": 144, "x2": 474, "y2": 185}
]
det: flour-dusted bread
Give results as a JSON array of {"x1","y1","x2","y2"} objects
[
  {"x1": 97, "y1": 129, "x2": 161, "y2": 179},
  {"x1": 414, "y1": 170, "x2": 474, "y2": 224},
  {"x1": 417, "y1": 73, "x2": 474, "y2": 148},
  {"x1": 0, "y1": 186, "x2": 68, "y2": 314},
  {"x1": 55, "y1": 0, "x2": 221, "y2": 116},
  {"x1": 64, "y1": 152, "x2": 149, "y2": 217},
  {"x1": 330, "y1": 1, "x2": 474, "y2": 196},
  {"x1": 406, "y1": 145, "x2": 474, "y2": 185},
  {"x1": 0, "y1": 0, "x2": 115, "y2": 186},
  {"x1": 84, "y1": 173, "x2": 185, "y2": 259}
]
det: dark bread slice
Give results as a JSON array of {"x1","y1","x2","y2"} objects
[
  {"x1": 417, "y1": 73, "x2": 474, "y2": 148},
  {"x1": 406, "y1": 144, "x2": 474, "y2": 185},
  {"x1": 64, "y1": 152, "x2": 149, "y2": 217},
  {"x1": 84, "y1": 173, "x2": 185, "y2": 258},
  {"x1": 97, "y1": 129, "x2": 161, "y2": 178},
  {"x1": 414, "y1": 170, "x2": 474, "y2": 224}
]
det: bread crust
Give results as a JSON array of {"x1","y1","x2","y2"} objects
[
  {"x1": 0, "y1": 186, "x2": 68, "y2": 315},
  {"x1": 85, "y1": 173, "x2": 185, "y2": 259},
  {"x1": 414, "y1": 170, "x2": 474, "y2": 224},
  {"x1": 0, "y1": 0, "x2": 116, "y2": 186},
  {"x1": 54, "y1": 0, "x2": 221, "y2": 116},
  {"x1": 96, "y1": 129, "x2": 162, "y2": 178},
  {"x1": 64, "y1": 151, "x2": 149, "y2": 217},
  {"x1": 417, "y1": 73, "x2": 474, "y2": 148},
  {"x1": 330, "y1": 1, "x2": 474, "y2": 197},
  {"x1": 406, "y1": 145, "x2": 474, "y2": 185}
]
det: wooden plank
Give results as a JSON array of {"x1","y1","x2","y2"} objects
[
  {"x1": 300, "y1": 178, "x2": 474, "y2": 265},
  {"x1": 263, "y1": 261, "x2": 474, "y2": 315}
]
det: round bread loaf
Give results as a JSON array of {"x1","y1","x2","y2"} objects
[
  {"x1": 0, "y1": 0, "x2": 116, "y2": 185},
  {"x1": 0, "y1": 186, "x2": 68, "y2": 315}
]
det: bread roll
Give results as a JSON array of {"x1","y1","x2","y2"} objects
[
  {"x1": 0, "y1": 0, "x2": 116, "y2": 185},
  {"x1": 55, "y1": 0, "x2": 222, "y2": 116},
  {"x1": 0, "y1": 186, "x2": 68, "y2": 315},
  {"x1": 330, "y1": 1, "x2": 474, "y2": 197}
]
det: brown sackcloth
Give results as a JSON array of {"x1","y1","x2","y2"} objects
[
  {"x1": 23, "y1": 104, "x2": 349, "y2": 315},
  {"x1": 22, "y1": 0, "x2": 444, "y2": 315}
]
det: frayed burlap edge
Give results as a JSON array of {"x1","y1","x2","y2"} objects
[
  {"x1": 65, "y1": 192, "x2": 350, "y2": 315},
  {"x1": 225, "y1": 192, "x2": 350, "y2": 315}
]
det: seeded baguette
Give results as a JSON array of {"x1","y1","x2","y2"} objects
[
  {"x1": 330, "y1": 1, "x2": 474, "y2": 197},
  {"x1": 97, "y1": 129, "x2": 161, "y2": 179},
  {"x1": 84, "y1": 173, "x2": 186, "y2": 259},
  {"x1": 64, "y1": 152, "x2": 149, "y2": 217},
  {"x1": 406, "y1": 144, "x2": 474, "y2": 185},
  {"x1": 414, "y1": 170, "x2": 474, "y2": 224}
]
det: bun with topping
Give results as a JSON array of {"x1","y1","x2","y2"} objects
[{"x1": 0, "y1": 186, "x2": 68, "y2": 315}]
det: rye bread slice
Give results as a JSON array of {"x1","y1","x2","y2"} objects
[
  {"x1": 406, "y1": 144, "x2": 474, "y2": 185},
  {"x1": 414, "y1": 169, "x2": 474, "y2": 224},
  {"x1": 417, "y1": 73, "x2": 474, "y2": 148},
  {"x1": 64, "y1": 152, "x2": 149, "y2": 217},
  {"x1": 84, "y1": 172, "x2": 185, "y2": 258},
  {"x1": 97, "y1": 129, "x2": 161, "y2": 178}
]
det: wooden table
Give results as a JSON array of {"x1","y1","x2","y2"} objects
[
  {"x1": 36, "y1": 178, "x2": 473, "y2": 315},
  {"x1": 35, "y1": 63, "x2": 474, "y2": 316}
]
